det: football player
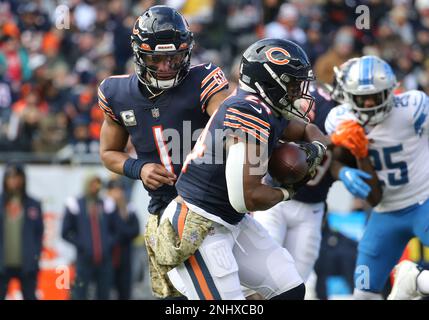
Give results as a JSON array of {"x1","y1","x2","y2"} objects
[
  {"x1": 98, "y1": 6, "x2": 229, "y2": 297},
  {"x1": 248, "y1": 60, "x2": 372, "y2": 294},
  {"x1": 250, "y1": 83, "x2": 336, "y2": 284},
  {"x1": 156, "y1": 38, "x2": 329, "y2": 300},
  {"x1": 388, "y1": 260, "x2": 429, "y2": 300},
  {"x1": 325, "y1": 55, "x2": 429, "y2": 299}
]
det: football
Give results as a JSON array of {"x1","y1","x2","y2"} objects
[{"x1": 268, "y1": 142, "x2": 309, "y2": 185}]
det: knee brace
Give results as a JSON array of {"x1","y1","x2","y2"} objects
[{"x1": 270, "y1": 283, "x2": 305, "y2": 300}]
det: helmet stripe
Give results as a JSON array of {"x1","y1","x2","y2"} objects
[{"x1": 359, "y1": 56, "x2": 374, "y2": 85}]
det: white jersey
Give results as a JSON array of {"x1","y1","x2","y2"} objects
[{"x1": 325, "y1": 90, "x2": 429, "y2": 212}]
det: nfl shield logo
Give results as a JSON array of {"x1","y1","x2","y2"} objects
[{"x1": 151, "y1": 107, "x2": 160, "y2": 119}]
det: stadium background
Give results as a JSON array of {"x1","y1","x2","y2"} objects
[{"x1": 0, "y1": 0, "x2": 429, "y2": 299}]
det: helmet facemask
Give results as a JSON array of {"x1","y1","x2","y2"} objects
[
  {"x1": 255, "y1": 63, "x2": 315, "y2": 121},
  {"x1": 347, "y1": 89, "x2": 395, "y2": 126},
  {"x1": 331, "y1": 58, "x2": 360, "y2": 104},
  {"x1": 132, "y1": 41, "x2": 192, "y2": 90}
]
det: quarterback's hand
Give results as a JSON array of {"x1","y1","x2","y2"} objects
[
  {"x1": 339, "y1": 166, "x2": 372, "y2": 199},
  {"x1": 331, "y1": 120, "x2": 369, "y2": 159},
  {"x1": 140, "y1": 163, "x2": 176, "y2": 190},
  {"x1": 298, "y1": 141, "x2": 327, "y2": 177}
]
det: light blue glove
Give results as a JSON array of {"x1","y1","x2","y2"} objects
[{"x1": 339, "y1": 167, "x2": 372, "y2": 199}]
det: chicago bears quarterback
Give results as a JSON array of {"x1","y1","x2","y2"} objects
[
  {"x1": 325, "y1": 55, "x2": 429, "y2": 299},
  {"x1": 97, "y1": 6, "x2": 229, "y2": 296},
  {"x1": 155, "y1": 38, "x2": 329, "y2": 300}
]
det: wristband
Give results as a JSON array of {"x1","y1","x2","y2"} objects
[
  {"x1": 276, "y1": 187, "x2": 290, "y2": 201},
  {"x1": 312, "y1": 140, "x2": 327, "y2": 154},
  {"x1": 123, "y1": 158, "x2": 146, "y2": 180}
]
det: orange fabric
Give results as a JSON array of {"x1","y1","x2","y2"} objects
[
  {"x1": 2, "y1": 22, "x2": 20, "y2": 38},
  {"x1": 12, "y1": 99, "x2": 49, "y2": 115},
  {"x1": 89, "y1": 122, "x2": 101, "y2": 140},
  {"x1": 188, "y1": 255, "x2": 214, "y2": 300},
  {"x1": 177, "y1": 204, "x2": 188, "y2": 239},
  {"x1": 6, "y1": 267, "x2": 76, "y2": 300},
  {"x1": 79, "y1": 91, "x2": 93, "y2": 105},
  {"x1": 42, "y1": 32, "x2": 60, "y2": 53},
  {"x1": 331, "y1": 120, "x2": 369, "y2": 158}
]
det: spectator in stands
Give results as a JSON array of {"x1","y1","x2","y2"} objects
[
  {"x1": 0, "y1": 163, "x2": 44, "y2": 300},
  {"x1": 61, "y1": 175, "x2": 120, "y2": 300},
  {"x1": 303, "y1": 22, "x2": 328, "y2": 65},
  {"x1": 32, "y1": 113, "x2": 68, "y2": 154},
  {"x1": 0, "y1": 68, "x2": 13, "y2": 137},
  {"x1": 264, "y1": 3, "x2": 307, "y2": 45},
  {"x1": 211, "y1": 0, "x2": 263, "y2": 67},
  {"x1": 314, "y1": 27, "x2": 357, "y2": 84},
  {"x1": 382, "y1": 5, "x2": 415, "y2": 46},
  {"x1": 322, "y1": 0, "x2": 356, "y2": 33},
  {"x1": 106, "y1": 178, "x2": 140, "y2": 300},
  {"x1": 0, "y1": 23, "x2": 31, "y2": 95},
  {"x1": 417, "y1": 58, "x2": 429, "y2": 93},
  {"x1": 56, "y1": 115, "x2": 99, "y2": 161},
  {"x1": 3, "y1": 87, "x2": 45, "y2": 152}
]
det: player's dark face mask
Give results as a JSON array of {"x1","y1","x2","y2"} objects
[
  {"x1": 350, "y1": 89, "x2": 392, "y2": 126},
  {"x1": 142, "y1": 52, "x2": 188, "y2": 80},
  {"x1": 352, "y1": 91, "x2": 387, "y2": 109},
  {"x1": 263, "y1": 75, "x2": 315, "y2": 121},
  {"x1": 133, "y1": 42, "x2": 191, "y2": 90}
]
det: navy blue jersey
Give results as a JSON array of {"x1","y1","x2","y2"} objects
[
  {"x1": 292, "y1": 84, "x2": 336, "y2": 203},
  {"x1": 98, "y1": 64, "x2": 229, "y2": 214},
  {"x1": 176, "y1": 88, "x2": 288, "y2": 225}
]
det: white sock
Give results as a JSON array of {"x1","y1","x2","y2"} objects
[{"x1": 416, "y1": 270, "x2": 429, "y2": 295}]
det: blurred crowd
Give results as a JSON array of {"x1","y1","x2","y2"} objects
[
  {"x1": 0, "y1": 0, "x2": 429, "y2": 158},
  {"x1": 0, "y1": 162, "x2": 142, "y2": 300}
]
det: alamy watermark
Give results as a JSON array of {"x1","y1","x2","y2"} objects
[
  {"x1": 159, "y1": 121, "x2": 269, "y2": 176},
  {"x1": 355, "y1": 264, "x2": 370, "y2": 290},
  {"x1": 55, "y1": 265, "x2": 71, "y2": 290},
  {"x1": 355, "y1": 5, "x2": 370, "y2": 30},
  {"x1": 55, "y1": 4, "x2": 70, "y2": 30}
]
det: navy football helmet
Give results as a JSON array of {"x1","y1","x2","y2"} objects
[
  {"x1": 131, "y1": 6, "x2": 194, "y2": 90},
  {"x1": 239, "y1": 38, "x2": 315, "y2": 120}
]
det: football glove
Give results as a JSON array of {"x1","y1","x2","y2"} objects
[
  {"x1": 297, "y1": 141, "x2": 327, "y2": 178},
  {"x1": 331, "y1": 120, "x2": 369, "y2": 159},
  {"x1": 339, "y1": 166, "x2": 372, "y2": 199}
]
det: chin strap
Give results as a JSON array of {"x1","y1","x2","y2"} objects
[{"x1": 145, "y1": 83, "x2": 165, "y2": 99}]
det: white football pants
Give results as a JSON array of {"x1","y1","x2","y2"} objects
[
  {"x1": 253, "y1": 200, "x2": 324, "y2": 282},
  {"x1": 162, "y1": 200, "x2": 303, "y2": 300}
]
